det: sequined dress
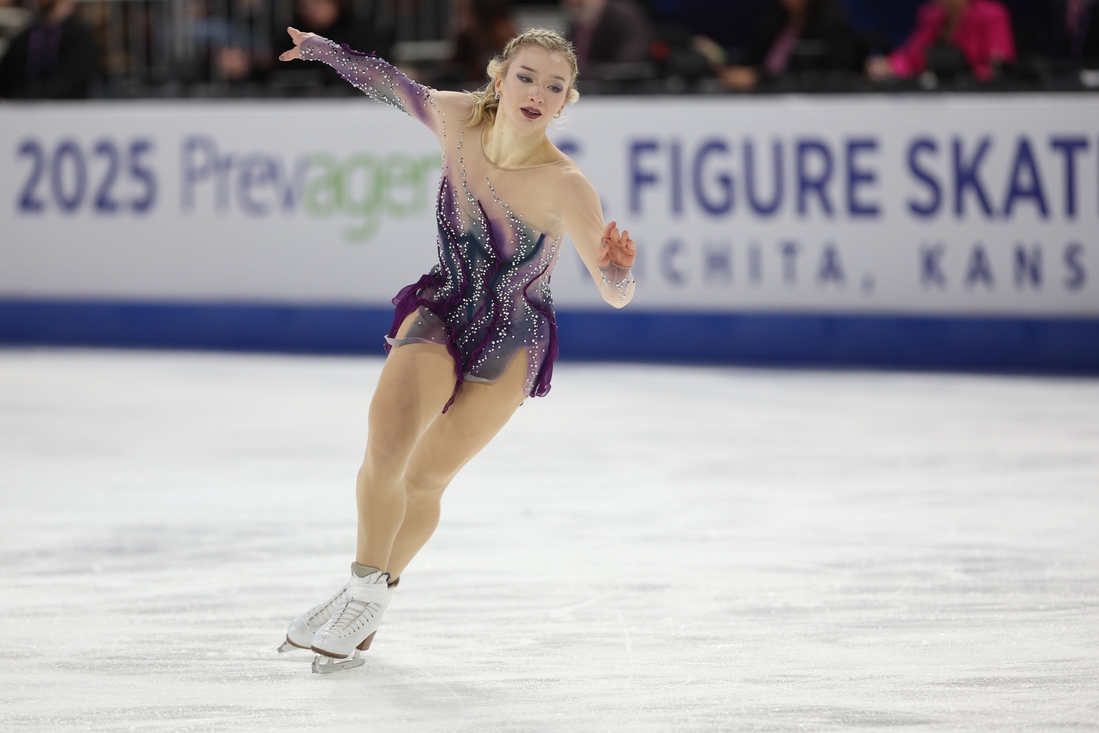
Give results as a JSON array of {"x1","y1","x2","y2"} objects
[{"x1": 300, "y1": 36, "x2": 585, "y2": 411}]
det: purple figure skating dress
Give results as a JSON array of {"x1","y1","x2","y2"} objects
[{"x1": 300, "y1": 37, "x2": 606, "y2": 411}]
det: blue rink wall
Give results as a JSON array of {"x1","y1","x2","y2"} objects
[{"x1": 2, "y1": 299, "x2": 1097, "y2": 373}]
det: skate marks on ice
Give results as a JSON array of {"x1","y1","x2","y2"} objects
[{"x1": 1, "y1": 349, "x2": 1098, "y2": 731}]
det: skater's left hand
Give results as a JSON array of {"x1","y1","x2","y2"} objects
[
  {"x1": 279, "y1": 27, "x2": 316, "y2": 61},
  {"x1": 598, "y1": 221, "x2": 636, "y2": 270}
]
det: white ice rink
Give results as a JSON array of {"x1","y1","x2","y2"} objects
[{"x1": 1, "y1": 349, "x2": 1097, "y2": 732}]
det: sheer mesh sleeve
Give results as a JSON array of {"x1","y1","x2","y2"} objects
[
  {"x1": 298, "y1": 36, "x2": 442, "y2": 132},
  {"x1": 599, "y1": 262, "x2": 635, "y2": 305}
]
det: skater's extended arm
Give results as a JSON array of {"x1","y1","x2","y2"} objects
[
  {"x1": 280, "y1": 28, "x2": 459, "y2": 137},
  {"x1": 560, "y1": 169, "x2": 636, "y2": 308}
]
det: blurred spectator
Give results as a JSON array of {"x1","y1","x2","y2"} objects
[
  {"x1": 450, "y1": 0, "x2": 516, "y2": 87},
  {"x1": 217, "y1": 46, "x2": 252, "y2": 81},
  {"x1": 866, "y1": 0, "x2": 1016, "y2": 82},
  {"x1": 0, "y1": 0, "x2": 33, "y2": 60},
  {"x1": 195, "y1": 0, "x2": 272, "y2": 83},
  {"x1": 562, "y1": 0, "x2": 652, "y2": 76},
  {"x1": 697, "y1": 0, "x2": 861, "y2": 92},
  {"x1": 0, "y1": 0, "x2": 98, "y2": 98},
  {"x1": 1052, "y1": 0, "x2": 1098, "y2": 66}
]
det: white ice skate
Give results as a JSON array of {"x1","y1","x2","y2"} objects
[
  {"x1": 310, "y1": 569, "x2": 391, "y2": 674},
  {"x1": 278, "y1": 580, "x2": 352, "y2": 653}
]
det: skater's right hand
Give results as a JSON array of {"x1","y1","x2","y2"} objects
[
  {"x1": 279, "y1": 27, "x2": 316, "y2": 61},
  {"x1": 597, "y1": 221, "x2": 636, "y2": 270}
]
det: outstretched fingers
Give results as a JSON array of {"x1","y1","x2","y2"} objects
[
  {"x1": 279, "y1": 27, "x2": 311, "y2": 61},
  {"x1": 597, "y1": 222, "x2": 636, "y2": 269},
  {"x1": 598, "y1": 220, "x2": 618, "y2": 267},
  {"x1": 610, "y1": 229, "x2": 636, "y2": 268}
]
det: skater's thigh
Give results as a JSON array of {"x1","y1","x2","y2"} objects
[
  {"x1": 368, "y1": 334, "x2": 456, "y2": 458},
  {"x1": 403, "y1": 350, "x2": 528, "y2": 493}
]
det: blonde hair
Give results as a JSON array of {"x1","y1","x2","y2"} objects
[{"x1": 465, "y1": 28, "x2": 581, "y2": 127}]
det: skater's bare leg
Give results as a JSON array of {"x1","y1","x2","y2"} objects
[
  {"x1": 355, "y1": 320, "x2": 456, "y2": 570},
  {"x1": 385, "y1": 352, "x2": 529, "y2": 579}
]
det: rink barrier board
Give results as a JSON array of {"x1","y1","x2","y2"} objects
[
  {"x1": 4, "y1": 97, "x2": 1099, "y2": 320},
  {"x1": 1, "y1": 299, "x2": 1097, "y2": 373}
]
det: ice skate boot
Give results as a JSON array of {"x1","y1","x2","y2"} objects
[
  {"x1": 278, "y1": 579, "x2": 351, "y2": 653},
  {"x1": 310, "y1": 568, "x2": 391, "y2": 674}
]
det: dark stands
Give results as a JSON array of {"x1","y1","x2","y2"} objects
[
  {"x1": 562, "y1": 0, "x2": 646, "y2": 77},
  {"x1": 0, "y1": 0, "x2": 1097, "y2": 98},
  {"x1": 438, "y1": 0, "x2": 518, "y2": 90},
  {"x1": 0, "y1": 0, "x2": 33, "y2": 60},
  {"x1": 267, "y1": 0, "x2": 392, "y2": 94},
  {"x1": 843, "y1": 0, "x2": 925, "y2": 46},
  {"x1": 0, "y1": 0, "x2": 98, "y2": 98},
  {"x1": 1006, "y1": 0, "x2": 1099, "y2": 80},
  {"x1": 707, "y1": 0, "x2": 866, "y2": 93}
]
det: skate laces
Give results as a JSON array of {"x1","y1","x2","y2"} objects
[
  {"x1": 327, "y1": 598, "x2": 379, "y2": 635},
  {"x1": 306, "y1": 589, "x2": 346, "y2": 623},
  {"x1": 322, "y1": 574, "x2": 388, "y2": 636}
]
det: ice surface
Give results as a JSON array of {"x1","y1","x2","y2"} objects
[{"x1": 1, "y1": 349, "x2": 1098, "y2": 732}]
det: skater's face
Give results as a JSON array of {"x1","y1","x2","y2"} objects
[{"x1": 494, "y1": 46, "x2": 572, "y2": 130}]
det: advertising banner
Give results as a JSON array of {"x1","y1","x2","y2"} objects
[
  {"x1": 562, "y1": 94, "x2": 1098, "y2": 317},
  {"x1": 1, "y1": 100, "x2": 442, "y2": 305},
  {"x1": 2, "y1": 95, "x2": 1097, "y2": 366}
]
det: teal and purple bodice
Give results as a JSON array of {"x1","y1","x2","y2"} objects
[{"x1": 300, "y1": 37, "x2": 567, "y2": 411}]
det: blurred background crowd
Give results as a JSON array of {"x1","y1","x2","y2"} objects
[{"x1": 1, "y1": 0, "x2": 1097, "y2": 99}]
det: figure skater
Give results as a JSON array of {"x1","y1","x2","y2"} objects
[{"x1": 274, "y1": 26, "x2": 636, "y2": 673}]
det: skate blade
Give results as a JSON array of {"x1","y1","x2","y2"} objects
[
  {"x1": 309, "y1": 632, "x2": 376, "y2": 673},
  {"x1": 277, "y1": 636, "x2": 310, "y2": 654},
  {"x1": 312, "y1": 651, "x2": 364, "y2": 674}
]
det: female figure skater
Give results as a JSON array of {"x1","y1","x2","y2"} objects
[{"x1": 275, "y1": 26, "x2": 637, "y2": 672}]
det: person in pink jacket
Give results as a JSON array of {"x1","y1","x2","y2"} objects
[{"x1": 867, "y1": 0, "x2": 1016, "y2": 82}]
